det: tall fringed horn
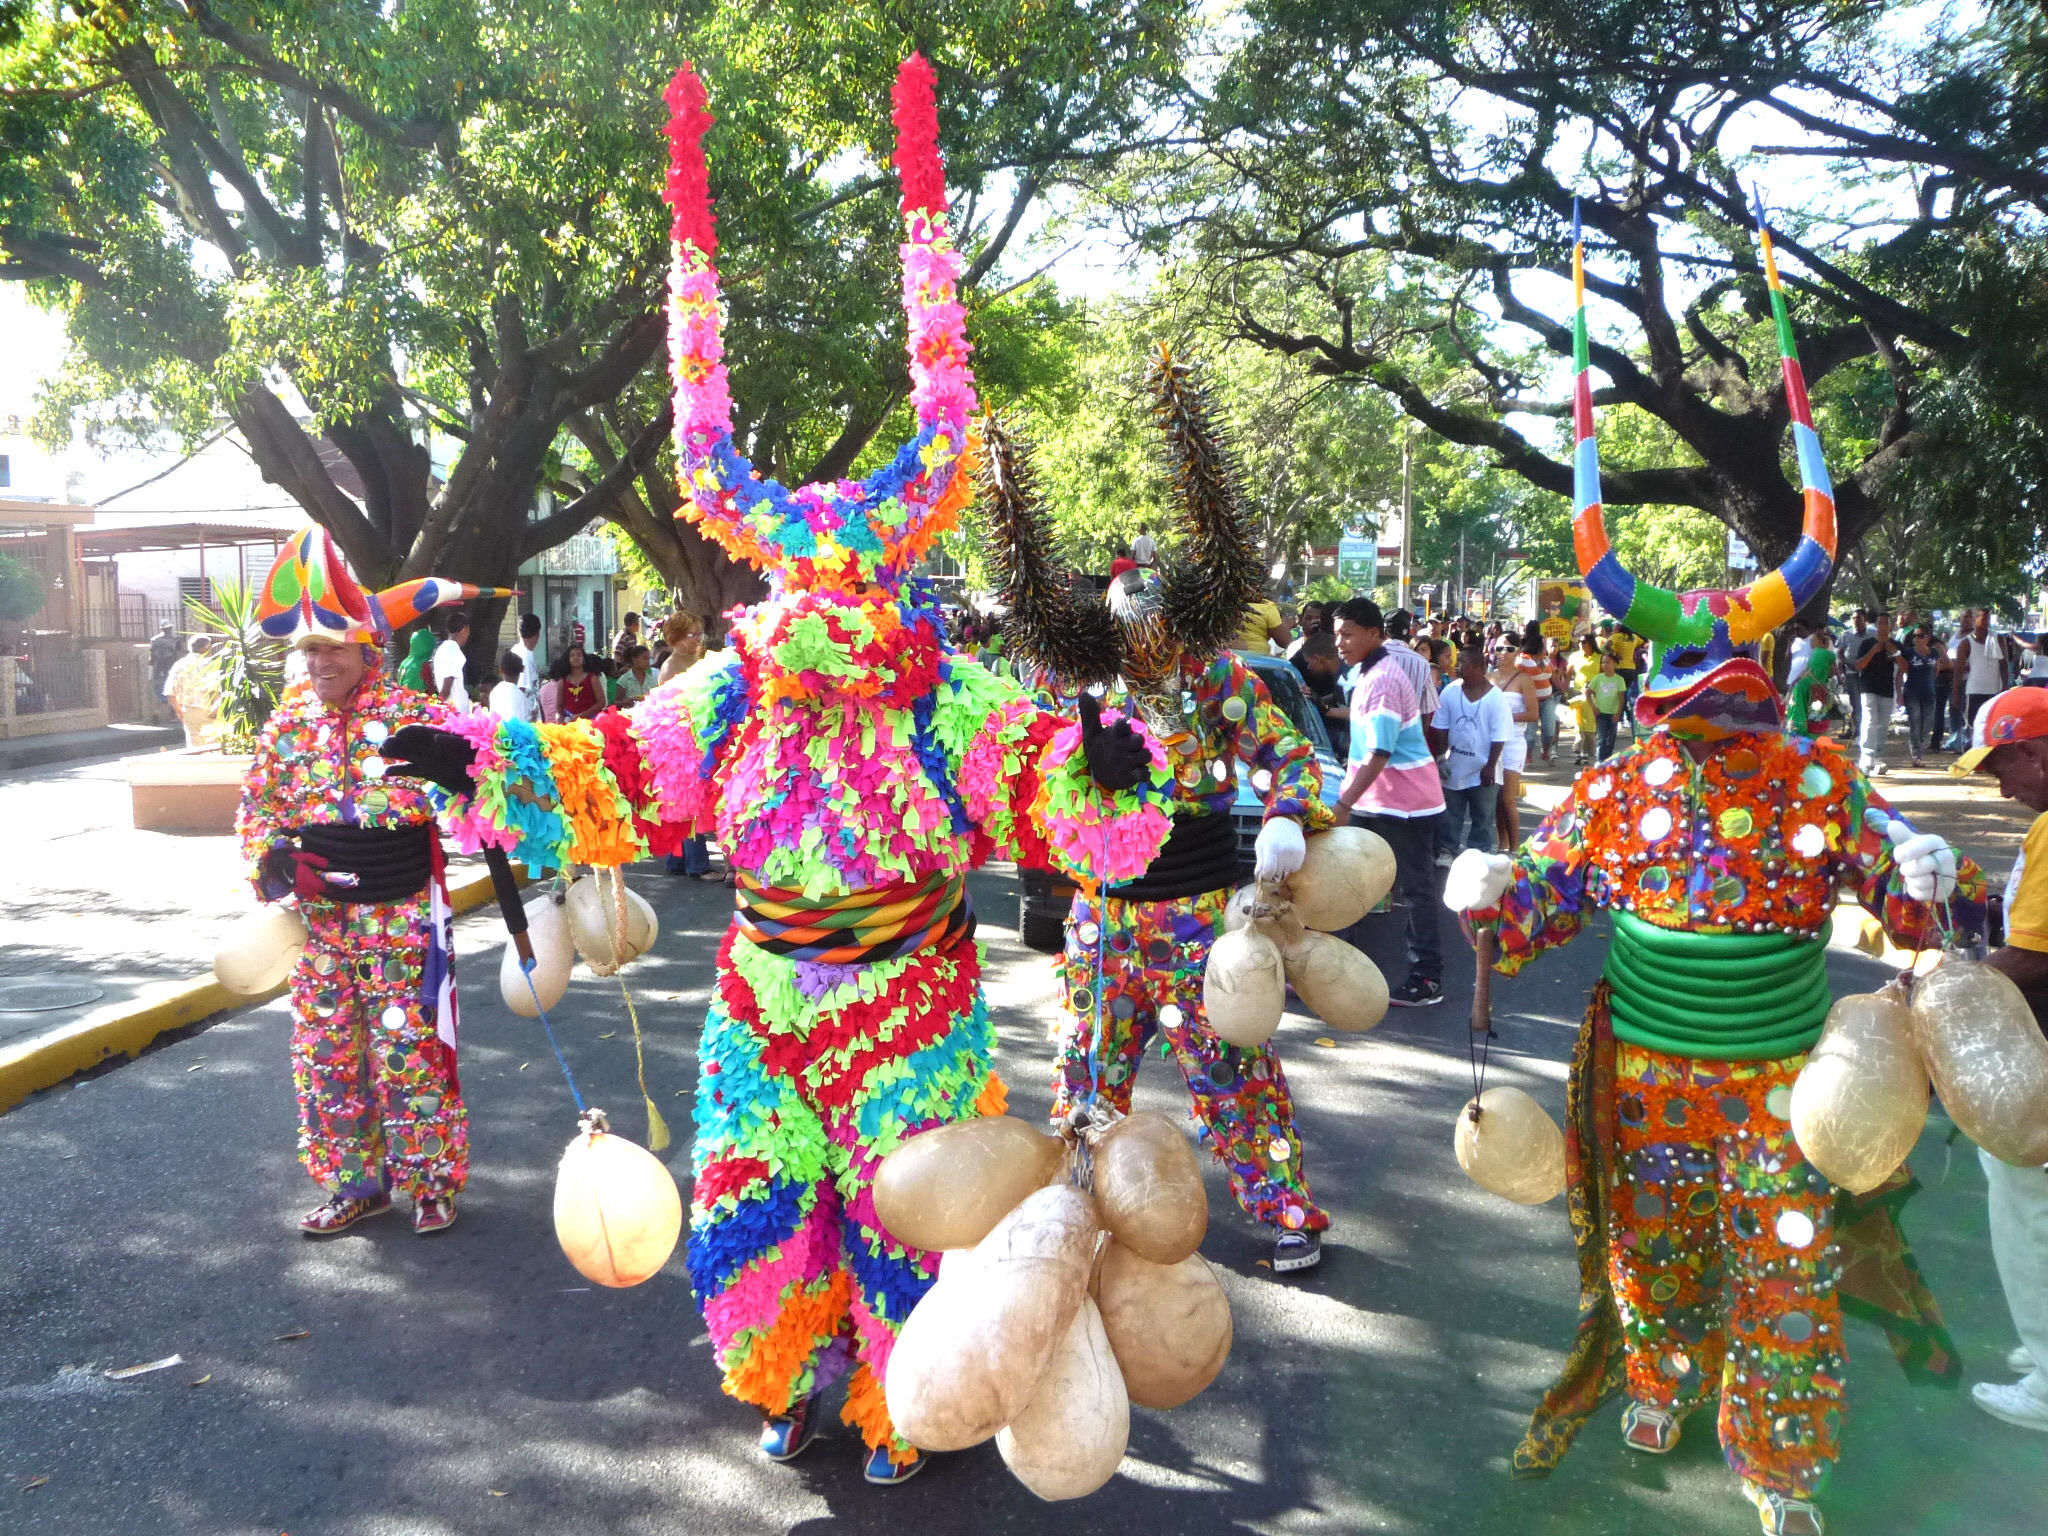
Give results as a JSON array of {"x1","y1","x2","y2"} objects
[
  {"x1": 981, "y1": 412, "x2": 1123, "y2": 687},
  {"x1": 1149, "y1": 346, "x2": 1265, "y2": 660},
  {"x1": 1569, "y1": 197, "x2": 1834, "y2": 644},
  {"x1": 659, "y1": 55, "x2": 979, "y2": 593}
]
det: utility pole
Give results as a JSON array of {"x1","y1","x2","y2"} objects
[
  {"x1": 1397, "y1": 427, "x2": 1413, "y2": 612},
  {"x1": 1456, "y1": 527, "x2": 1466, "y2": 619}
]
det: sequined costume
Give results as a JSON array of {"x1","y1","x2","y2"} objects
[
  {"x1": 1477, "y1": 206, "x2": 1986, "y2": 1526},
  {"x1": 1050, "y1": 650, "x2": 1335, "y2": 1232},
  {"x1": 1486, "y1": 731, "x2": 1983, "y2": 1496},
  {"x1": 238, "y1": 668, "x2": 467, "y2": 1204}
]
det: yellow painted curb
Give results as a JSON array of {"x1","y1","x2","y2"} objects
[{"x1": 0, "y1": 864, "x2": 522, "y2": 1115}]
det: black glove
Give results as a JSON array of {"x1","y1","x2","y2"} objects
[
  {"x1": 384, "y1": 725, "x2": 478, "y2": 795},
  {"x1": 1079, "y1": 692, "x2": 1150, "y2": 792}
]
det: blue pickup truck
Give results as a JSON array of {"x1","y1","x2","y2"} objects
[{"x1": 1015, "y1": 651, "x2": 1346, "y2": 952}]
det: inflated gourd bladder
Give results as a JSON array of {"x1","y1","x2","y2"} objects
[
  {"x1": 1791, "y1": 983, "x2": 1928, "y2": 1192},
  {"x1": 1202, "y1": 926, "x2": 1287, "y2": 1046},
  {"x1": 1092, "y1": 1240, "x2": 1232, "y2": 1410},
  {"x1": 500, "y1": 892, "x2": 573, "y2": 1017},
  {"x1": 873, "y1": 1115, "x2": 1067, "y2": 1252},
  {"x1": 214, "y1": 905, "x2": 310, "y2": 996},
  {"x1": 553, "y1": 1107, "x2": 682, "y2": 1287},
  {"x1": 1284, "y1": 824, "x2": 1396, "y2": 932},
  {"x1": 563, "y1": 871, "x2": 658, "y2": 975},
  {"x1": 1454, "y1": 1085, "x2": 1567, "y2": 1205},
  {"x1": 1909, "y1": 952, "x2": 2048, "y2": 1167}
]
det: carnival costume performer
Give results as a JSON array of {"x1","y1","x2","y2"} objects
[
  {"x1": 373, "y1": 57, "x2": 1174, "y2": 1487},
  {"x1": 980, "y1": 354, "x2": 1338, "y2": 1275},
  {"x1": 1442, "y1": 205, "x2": 1983, "y2": 1536},
  {"x1": 236, "y1": 526, "x2": 509, "y2": 1236}
]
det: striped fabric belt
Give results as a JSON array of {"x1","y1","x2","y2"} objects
[{"x1": 735, "y1": 870, "x2": 972, "y2": 965}]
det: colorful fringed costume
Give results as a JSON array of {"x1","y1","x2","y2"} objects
[
  {"x1": 1466, "y1": 204, "x2": 1986, "y2": 1530},
  {"x1": 980, "y1": 361, "x2": 1336, "y2": 1247},
  {"x1": 237, "y1": 526, "x2": 508, "y2": 1222},
  {"x1": 382, "y1": 56, "x2": 1172, "y2": 1472}
]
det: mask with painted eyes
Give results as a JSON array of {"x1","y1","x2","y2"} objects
[{"x1": 1568, "y1": 209, "x2": 1834, "y2": 736}]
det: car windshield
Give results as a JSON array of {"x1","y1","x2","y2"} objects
[{"x1": 1241, "y1": 653, "x2": 1333, "y2": 755}]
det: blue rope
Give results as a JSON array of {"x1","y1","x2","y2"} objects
[
  {"x1": 522, "y1": 956, "x2": 587, "y2": 1114},
  {"x1": 1084, "y1": 822, "x2": 1113, "y2": 1110}
]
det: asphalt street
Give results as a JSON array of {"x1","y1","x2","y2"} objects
[{"x1": 2, "y1": 863, "x2": 2044, "y2": 1535}]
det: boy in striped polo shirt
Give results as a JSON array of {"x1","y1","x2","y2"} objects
[{"x1": 1334, "y1": 597, "x2": 1447, "y2": 1006}]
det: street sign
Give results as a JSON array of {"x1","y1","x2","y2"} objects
[
  {"x1": 1728, "y1": 531, "x2": 1757, "y2": 571},
  {"x1": 1337, "y1": 534, "x2": 1375, "y2": 583}
]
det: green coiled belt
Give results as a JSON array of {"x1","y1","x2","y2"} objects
[{"x1": 1602, "y1": 909, "x2": 1830, "y2": 1060}]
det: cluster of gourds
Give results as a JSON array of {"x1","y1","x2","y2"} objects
[
  {"x1": 1204, "y1": 826, "x2": 1398, "y2": 1044},
  {"x1": 499, "y1": 870, "x2": 660, "y2": 1017},
  {"x1": 1794, "y1": 952, "x2": 2048, "y2": 1187},
  {"x1": 876, "y1": 1111, "x2": 1231, "y2": 1501}
]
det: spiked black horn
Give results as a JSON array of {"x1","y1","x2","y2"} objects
[
  {"x1": 978, "y1": 410, "x2": 1123, "y2": 687},
  {"x1": 1150, "y1": 346, "x2": 1264, "y2": 659}
]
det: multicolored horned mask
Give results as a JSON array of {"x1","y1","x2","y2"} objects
[
  {"x1": 983, "y1": 346, "x2": 1265, "y2": 691},
  {"x1": 254, "y1": 525, "x2": 509, "y2": 649},
  {"x1": 660, "y1": 55, "x2": 978, "y2": 595},
  {"x1": 1570, "y1": 198, "x2": 1836, "y2": 733}
]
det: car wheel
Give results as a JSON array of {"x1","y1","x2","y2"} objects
[{"x1": 1019, "y1": 903, "x2": 1067, "y2": 954}]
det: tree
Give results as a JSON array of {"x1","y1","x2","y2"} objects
[
  {"x1": 1135, "y1": 0, "x2": 2048, "y2": 613},
  {"x1": 1, "y1": 0, "x2": 1192, "y2": 651},
  {"x1": 0, "y1": 547, "x2": 46, "y2": 622}
]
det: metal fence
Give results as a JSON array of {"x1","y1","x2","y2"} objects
[
  {"x1": 12, "y1": 632, "x2": 95, "y2": 714},
  {"x1": 80, "y1": 598, "x2": 190, "y2": 642}
]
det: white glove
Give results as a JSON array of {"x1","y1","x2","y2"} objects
[
  {"x1": 1442, "y1": 850, "x2": 1514, "y2": 914},
  {"x1": 1887, "y1": 820, "x2": 1958, "y2": 903},
  {"x1": 1254, "y1": 817, "x2": 1307, "y2": 883}
]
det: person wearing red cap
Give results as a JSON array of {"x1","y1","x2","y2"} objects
[
  {"x1": 1955, "y1": 687, "x2": 2048, "y2": 1431},
  {"x1": 237, "y1": 526, "x2": 509, "y2": 1237}
]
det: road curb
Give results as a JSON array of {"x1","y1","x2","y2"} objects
[{"x1": 0, "y1": 864, "x2": 519, "y2": 1114}]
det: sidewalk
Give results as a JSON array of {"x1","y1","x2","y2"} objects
[{"x1": 0, "y1": 721, "x2": 181, "y2": 771}]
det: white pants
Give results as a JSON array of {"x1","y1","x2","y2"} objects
[
  {"x1": 1981, "y1": 1147, "x2": 2048, "y2": 1399},
  {"x1": 1857, "y1": 695, "x2": 1890, "y2": 771}
]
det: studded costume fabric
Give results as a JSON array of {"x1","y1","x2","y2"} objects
[
  {"x1": 1053, "y1": 886, "x2": 1326, "y2": 1232},
  {"x1": 1483, "y1": 727, "x2": 1984, "y2": 1495},
  {"x1": 1050, "y1": 651, "x2": 1333, "y2": 1232},
  {"x1": 1610, "y1": 1043, "x2": 1840, "y2": 1495},
  {"x1": 238, "y1": 672, "x2": 467, "y2": 1202}
]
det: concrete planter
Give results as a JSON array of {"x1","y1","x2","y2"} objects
[{"x1": 126, "y1": 747, "x2": 251, "y2": 835}]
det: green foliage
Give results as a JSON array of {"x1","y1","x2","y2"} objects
[
  {"x1": 186, "y1": 576, "x2": 285, "y2": 752},
  {"x1": 0, "y1": 549, "x2": 45, "y2": 622}
]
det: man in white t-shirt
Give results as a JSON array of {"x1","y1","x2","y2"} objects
[
  {"x1": 432, "y1": 614, "x2": 471, "y2": 711},
  {"x1": 487, "y1": 650, "x2": 533, "y2": 721},
  {"x1": 1429, "y1": 644, "x2": 1515, "y2": 855},
  {"x1": 510, "y1": 612, "x2": 543, "y2": 719},
  {"x1": 1131, "y1": 526, "x2": 1156, "y2": 568}
]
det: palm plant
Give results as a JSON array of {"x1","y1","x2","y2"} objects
[{"x1": 187, "y1": 576, "x2": 286, "y2": 752}]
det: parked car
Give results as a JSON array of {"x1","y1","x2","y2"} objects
[{"x1": 1015, "y1": 651, "x2": 1345, "y2": 953}]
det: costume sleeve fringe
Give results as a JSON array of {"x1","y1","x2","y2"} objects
[{"x1": 1027, "y1": 710, "x2": 1175, "y2": 887}]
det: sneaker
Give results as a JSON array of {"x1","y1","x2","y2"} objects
[
  {"x1": 1972, "y1": 1379, "x2": 2048, "y2": 1433},
  {"x1": 1620, "y1": 1401, "x2": 1681, "y2": 1454},
  {"x1": 1435, "y1": 850, "x2": 1455, "y2": 868},
  {"x1": 760, "y1": 1396, "x2": 820, "y2": 1462},
  {"x1": 412, "y1": 1196, "x2": 457, "y2": 1234},
  {"x1": 1273, "y1": 1231, "x2": 1322, "y2": 1273},
  {"x1": 299, "y1": 1192, "x2": 391, "y2": 1235},
  {"x1": 1387, "y1": 976, "x2": 1444, "y2": 1008},
  {"x1": 862, "y1": 1444, "x2": 925, "y2": 1485},
  {"x1": 1744, "y1": 1481, "x2": 1824, "y2": 1536},
  {"x1": 2009, "y1": 1344, "x2": 2037, "y2": 1374}
]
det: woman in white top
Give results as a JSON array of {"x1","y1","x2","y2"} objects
[{"x1": 1488, "y1": 638, "x2": 1540, "y2": 847}]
